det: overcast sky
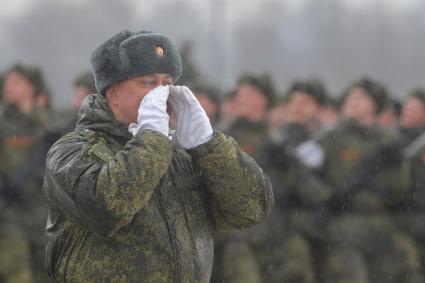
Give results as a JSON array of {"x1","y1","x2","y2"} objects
[{"x1": 1, "y1": 0, "x2": 425, "y2": 107}]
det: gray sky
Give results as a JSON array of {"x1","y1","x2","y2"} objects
[{"x1": 1, "y1": 0, "x2": 425, "y2": 107}]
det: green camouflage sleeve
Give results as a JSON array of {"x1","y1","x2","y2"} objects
[
  {"x1": 188, "y1": 131, "x2": 274, "y2": 231},
  {"x1": 44, "y1": 130, "x2": 172, "y2": 237}
]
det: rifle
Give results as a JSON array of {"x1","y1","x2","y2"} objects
[
  {"x1": 403, "y1": 131, "x2": 425, "y2": 159},
  {"x1": 327, "y1": 141, "x2": 404, "y2": 211}
]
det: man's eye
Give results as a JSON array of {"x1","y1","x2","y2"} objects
[{"x1": 140, "y1": 81, "x2": 155, "y2": 86}]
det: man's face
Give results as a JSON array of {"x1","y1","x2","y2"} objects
[
  {"x1": 378, "y1": 106, "x2": 398, "y2": 128},
  {"x1": 2, "y1": 71, "x2": 36, "y2": 105},
  {"x1": 320, "y1": 106, "x2": 339, "y2": 127},
  {"x1": 401, "y1": 97, "x2": 425, "y2": 129},
  {"x1": 287, "y1": 91, "x2": 320, "y2": 125},
  {"x1": 268, "y1": 101, "x2": 288, "y2": 128},
  {"x1": 341, "y1": 87, "x2": 376, "y2": 122},
  {"x1": 233, "y1": 84, "x2": 268, "y2": 120},
  {"x1": 220, "y1": 98, "x2": 237, "y2": 122},
  {"x1": 73, "y1": 86, "x2": 92, "y2": 111},
  {"x1": 106, "y1": 73, "x2": 173, "y2": 125}
]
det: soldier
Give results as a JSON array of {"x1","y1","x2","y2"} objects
[
  {"x1": 319, "y1": 96, "x2": 340, "y2": 129},
  {"x1": 216, "y1": 90, "x2": 237, "y2": 131},
  {"x1": 399, "y1": 88, "x2": 425, "y2": 142},
  {"x1": 280, "y1": 79, "x2": 325, "y2": 141},
  {"x1": 378, "y1": 97, "x2": 402, "y2": 129},
  {"x1": 395, "y1": 88, "x2": 425, "y2": 274},
  {"x1": 57, "y1": 71, "x2": 97, "y2": 135},
  {"x1": 35, "y1": 83, "x2": 52, "y2": 112},
  {"x1": 73, "y1": 71, "x2": 97, "y2": 110},
  {"x1": 301, "y1": 78, "x2": 422, "y2": 283},
  {"x1": 43, "y1": 30, "x2": 273, "y2": 282},
  {"x1": 0, "y1": 63, "x2": 52, "y2": 282},
  {"x1": 268, "y1": 99, "x2": 288, "y2": 129},
  {"x1": 222, "y1": 73, "x2": 275, "y2": 163},
  {"x1": 210, "y1": 73, "x2": 275, "y2": 283},
  {"x1": 263, "y1": 79, "x2": 331, "y2": 283}
]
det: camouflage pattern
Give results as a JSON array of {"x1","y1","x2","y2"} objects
[
  {"x1": 316, "y1": 118, "x2": 421, "y2": 282},
  {"x1": 395, "y1": 127, "x2": 425, "y2": 277},
  {"x1": 223, "y1": 117, "x2": 272, "y2": 165},
  {"x1": 209, "y1": 116, "x2": 273, "y2": 283},
  {"x1": 0, "y1": 104, "x2": 48, "y2": 175},
  {"x1": 261, "y1": 122, "x2": 332, "y2": 283},
  {"x1": 0, "y1": 222, "x2": 33, "y2": 283},
  {"x1": 220, "y1": 240, "x2": 262, "y2": 283},
  {"x1": 43, "y1": 93, "x2": 273, "y2": 282},
  {"x1": 0, "y1": 103, "x2": 51, "y2": 283}
]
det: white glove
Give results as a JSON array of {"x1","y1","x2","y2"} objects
[
  {"x1": 168, "y1": 85, "x2": 213, "y2": 149},
  {"x1": 295, "y1": 140, "x2": 325, "y2": 169},
  {"x1": 128, "y1": 85, "x2": 170, "y2": 137}
]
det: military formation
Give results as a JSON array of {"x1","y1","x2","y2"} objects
[
  {"x1": 2, "y1": 34, "x2": 425, "y2": 282},
  {"x1": 0, "y1": 64, "x2": 99, "y2": 282},
  {"x1": 209, "y1": 75, "x2": 425, "y2": 283}
]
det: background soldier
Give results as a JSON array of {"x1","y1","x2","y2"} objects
[
  {"x1": 211, "y1": 73, "x2": 275, "y2": 283},
  {"x1": 0, "y1": 63, "x2": 51, "y2": 282},
  {"x1": 259, "y1": 80, "x2": 330, "y2": 282},
  {"x1": 56, "y1": 71, "x2": 97, "y2": 135},
  {"x1": 399, "y1": 88, "x2": 425, "y2": 142},
  {"x1": 395, "y1": 88, "x2": 425, "y2": 275},
  {"x1": 378, "y1": 96, "x2": 402, "y2": 129},
  {"x1": 302, "y1": 78, "x2": 422, "y2": 283},
  {"x1": 319, "y1": 96, "x2": 340, "y2": 129},
  {"x1": 262, "y1": 79, "x2": 331, "y2": 283},
  {"x1": 222, "y1": 73, "x2": 275, "y2": 163}
]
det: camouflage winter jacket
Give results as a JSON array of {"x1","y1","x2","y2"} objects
[{"x1": 43, "y1": 94, "x2": 273, "y2": 283}]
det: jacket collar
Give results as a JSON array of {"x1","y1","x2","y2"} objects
[{"x1": 76, "y1": 94, "x2": 132, "y2": 143}]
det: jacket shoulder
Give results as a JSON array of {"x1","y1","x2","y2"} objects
[{"x1": 46, "y1": 129, "x2": 110, "y2": 170}]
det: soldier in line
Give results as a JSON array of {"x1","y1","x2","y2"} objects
[
  {"x1": 221, "y1": 73, "x2": 276, "y2": 163},
  {"x1": 299, "y1": 78, "x2": 422, "y2": 283},
  {"x1": 210, "y1": 73, "x2": 276, "y2": 283},
  {"x1": 0, "y1": 63, "x2": 52, "y2": 282},
  {"x1": 267, "y1": 98, "x2": 288, "y2": 129},
  {"x1": 73, "y1": 71, "x2": 97, "y2": 111},
  {"x1": 262, "y1": 79, "x2": 331, "y2": 283},
  {"x1": 318, "y1": 96, "x2": 340, "y2": 129},
  {"x1": 395, "y1": 88, "x2": 425, "y2": 274},
  {"x1": 55, "y1": 71, "x2": 97, "y2": 135},
  {"x1": 43, "y1": 30, "x2": 273, "y2": 282},
  {"x1": 378, "y1": 97, "x2": 402, "y2": 129},
  {"x1": 399, "y1": 89, "x2": 425, "y2": 142}
]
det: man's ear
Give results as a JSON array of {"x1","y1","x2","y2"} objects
[{"x1": 105, "y1": 84, "x2": 118, "y2": 106}]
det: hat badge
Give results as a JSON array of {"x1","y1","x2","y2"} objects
[{"x1": 156, "y1": 46, "x2": 165, "y2": 57}]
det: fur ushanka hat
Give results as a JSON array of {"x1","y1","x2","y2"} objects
[
  {"x1": 90, "y1": 30, "x2": 182, "y2": 95},
  {"x1": 343, "y1": 77, "x2": 388, "y2": 114}
]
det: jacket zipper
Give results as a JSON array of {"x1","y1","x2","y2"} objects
[{"x1": 155, "y1": 181, "x2": 180, "y2": 283}]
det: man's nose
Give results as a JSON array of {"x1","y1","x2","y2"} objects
[{"x1": 159, "y1": 78, "x2": 170, "y2": 86}]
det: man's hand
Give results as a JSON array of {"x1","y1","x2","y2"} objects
[
  {"x1": 128, "y1": 85, "x2": 170, "y2": 137},
  {"x1": 168, "y1": 86, "x2": 213, "y2": 149}
]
